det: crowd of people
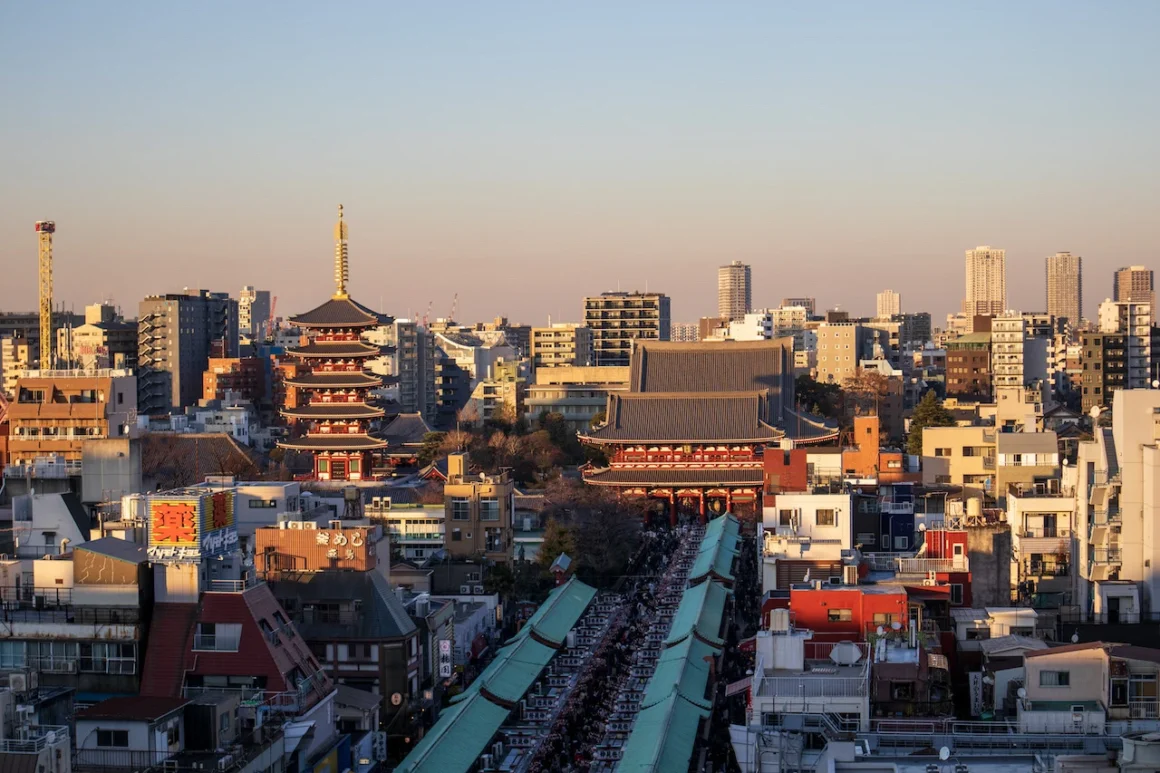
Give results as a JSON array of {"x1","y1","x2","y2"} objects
[{"x1": 524, "y1": 524, "x2": 696, "y2": 772}]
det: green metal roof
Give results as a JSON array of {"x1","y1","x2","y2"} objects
[
  {"x1": 518, "y1": 575, "x2": 598, "y2": 646},
  {"x1": 468, "y1": 635, "x2": 556, "y2": 705},
  {"x1": 689, "y1": 532, "x2": 740, "y2": 583},
  {"x1": 702, "y1": 514, "x2": 740, "y2": 542},
  {"x1": 665, "y1": 579, "x2": 729, "y2": 648},
  {"x1": 394, "y1": 690, "x2": 510, "y2": 773},
  {"x1": 642, "y1": 636, "x2": 716, "y2": 710},
  {"x1": 617, "y1": 692, "x2": 710, "y2": 773}
]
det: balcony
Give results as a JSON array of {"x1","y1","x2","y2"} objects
[
  {"x1": 0, "y1": 725, "x2": 68, "y2": 754},
  {"x1": 1091, "y1": 548, "x2": 1123, "y2": 564},
  {"x1": 3, "y1": 459, "x2": 83, "y2": 479},
  {"x1": 897, "y1": 557, "x2": 969, "y2": 574},
  {"x1": 1130, "y1": 700, "x2": 1159, "y2": 719}
]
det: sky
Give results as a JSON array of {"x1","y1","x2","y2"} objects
[{"x1": 2, "y1": 1, "x2": 1158, "y2": 326}]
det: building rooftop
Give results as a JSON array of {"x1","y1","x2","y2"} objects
[
  {"x1": 288, "y1": 296, "x2": 387, "y2": 328},
  {"x1": 583, "y1": 391, "x2": 782, "y2": 443},
  {"x1": 75, "y1": 537, "x2": 148, "y2": 564},
  {"x1": 629, "y1": 339, "x2": 791, "y2": 394},
  {"x1": 76, "y1": 696, "x2": 189, "y2": 722},
  {"x1": 270, "y1": 571, "x2": 416, "y2": 640},
  {"x1": 996, "y1": 431, "x2": 1059, "y2": 453}
]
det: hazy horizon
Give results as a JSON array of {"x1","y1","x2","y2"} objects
[{"x1": 2, "y1": 1, "x2": 1157, "y2": 325}]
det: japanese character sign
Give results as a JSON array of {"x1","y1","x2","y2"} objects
[{"x1": 150, "y1": 501, "x2": 199, "y2": 547}]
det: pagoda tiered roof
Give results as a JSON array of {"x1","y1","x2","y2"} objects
[
  {"x1": 282, "y1": 371, "x2": 385, "y2": 389},
  {"x1": 279, "y1": 434, "x2": 388, "y2": 451},
  {"x1": 281, "y1": 403, "x2": 386, "y2": 420},
  {"x1": 290, "y1": 296, "x2": 388, "y2": 328},
  {"x1": 286, "y1": 340, "x2": 383, "y2": 358}
]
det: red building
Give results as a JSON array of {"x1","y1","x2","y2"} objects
[
  {"x1": 781, "y1": 585, "x2": 910, "y2": 642},
  {"x1": 278, "y1": 206, "x2": 393, "y2": 481},
  {"x1": 580, "y1": 340, "x2": 838, "y2": 521}
]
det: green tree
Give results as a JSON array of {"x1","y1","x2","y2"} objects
[
  {"x1": 589, "y1": 409, "x2": 607, "y2": 429},
  {"x1": 417, "y1": 432, "x2": 446, "y2": 467},
  {"x1": 537, "y1": 518, "x2": 576, "y2": 567},
  {"x1": 906, "y1": 390, "x2": 955, "y2": 456},
  {"x1": 795, "y1": 375, "x2": 844, "y2": 420}
]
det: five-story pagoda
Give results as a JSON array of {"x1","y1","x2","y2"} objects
[{"x1": 278, "y1": 206, "x2": 392, "y2": 480}]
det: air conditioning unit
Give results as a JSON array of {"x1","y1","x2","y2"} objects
[
  {"x1": 288, "y1": 521, "x2": 303, "y2": 530},
  {"x1": 8, "y1": 671, "x2": 37, "y2": 694},
  {"x1": 302, "y1": 522, "x2": 317, "y2": 530},
  {"x1": 922, "y1": 579, "x2": 937, "y2": 586},
  {"x1": 460, "y1": 585, "x2": 472, "y2": 594},
  {"x1": 480, "y1": 753, "x2": 493, "y2": 770},
  {"x1": 473, "y1": 585, "x2": 485, "y2": 594}
]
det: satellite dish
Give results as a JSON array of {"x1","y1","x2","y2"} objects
[
  {"x1": 1072, "y1": 631, "x2": 1080, "y2": 644},
  {"x1": 939, "y1": 746, "x2": 950, "y2": 761},
  {"x1": 891, "y1": 621, "x2": 903, "y2": 631},
  {"x1": 1090, "y1": 406, "x2": 1102, "y2": 419},
  {"x1": 1018, "y1": 687, "x2": 1028, "y2": 699},
  {"x1": 877, "y1": 626, "x2": 886, "y2": 636},
  {"x1": 918, "y1": 523, "x2": 927, "y2": 532}
]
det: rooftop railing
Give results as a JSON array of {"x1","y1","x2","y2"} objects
[{"x1": 0, "y1": 725, "x2": 68, "y2": 754}]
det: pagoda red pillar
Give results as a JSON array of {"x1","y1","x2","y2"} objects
[
  {"x1": 669, "y1": 494, "x2": 677, "y2": 527},
  {"x1": 698, "y1": 492, "x2": 707, "y2": 524}
]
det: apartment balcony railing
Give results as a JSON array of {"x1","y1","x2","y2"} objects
[
  {"x1": 1129, "y1": 701, "x2": 1159, "y2": 719},
  {"x1": 897, "y1": 557, "x2": 970, "y2": 574},
  {"x1": 1091, "y1": 548, "x2": 1123, "y2": 564},
  {"x1": 206, "y1": 577, "x2": 262, "y2": 593},
  {"x1": 3, "y1": 459, "x2": 83, "y2": 479},
  {"x1": 805, "y1": 641, "x2": 871, "y2": 662},
  {"x1": 192, "y1": 633, "x2": 240, "y2": 652},
  {"x1": 1021, "y1": 527, "x2": 1070, "y2": 539},
  {"x1": 0, "y1": 725, "x2": 68, "y2": 754},
  {"x1": 1025, "y1": 561, "x2": 1069, "y2": 577},
  {"x1": 982, "y1": 456, "x2": 996, "y2": 470},
  {"x1": 755, "y1": 674, "x2": 869, "y2": 699}
]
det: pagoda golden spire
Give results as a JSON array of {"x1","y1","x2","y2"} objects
[{"x1": 333, "y1": 204, "x2": 350, "y2": 299}]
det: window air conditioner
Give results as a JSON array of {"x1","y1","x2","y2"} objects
[{"x1": 460, "y1": 585, "x2": 471, "y2": 594}]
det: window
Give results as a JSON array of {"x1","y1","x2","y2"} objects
[
  {"x1": 194, "y1": 623, "x2": 242, "y2": 652},
  {"x1": 934, "y1": 448, "x2": 952, "y2": 457},
  {"x1": 450, "y1": 498, "x2": 471, "y2": 521},
  {"x1": 894, "y1": 536, "x2": 909, "y2": 550},
  {"x1": 248, "y1": 499, "x2": 277, "y2": 508},
  {"x1": 950, "y1": 584, "x2": 964, "y2": 605},
  {"x1": 451, "y1": 529, "x2": 462, "y2": 542},
  {"x1": 873, "y1": 613, "x2": 897, "y2": 626},
  {"x1": 965, "y1": 628, "x2": 990, "y2": 641},
  {"x1": 0, "y1": 642, "x2": 25, "y2": 669},
  {"x1": 1040, "y1": 670, "x2": 1070, "y2": 687},
  {"x1": 816, "y1": 509, "x2": 836, "y2": 527},
  {"x1": 479, "y1": 498, "x2": 500, "y2": 522},
  {"x1": 779, "y1": 509, "x2": 795, "y2": 527},
  {"x1": 97, "y1": 730, "x2": 129, "y2": 748},
  {"x1": 828, "y1": 609, "x2": 853, "y2": 622},
  {"x1": 81, "y1": 642, "x2": 137, "y2": 674}
]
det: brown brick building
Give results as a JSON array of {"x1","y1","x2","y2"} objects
[{"x1": 945, "y1": 332, "x2": 992, "y2": 402}]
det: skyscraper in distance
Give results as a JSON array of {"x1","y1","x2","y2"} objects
[
  {"x1": 876, "y1": 289, "x2": 901, "y2": 319},
  {"x1": 717, "y1": 261, "x2": 752, "y2": 321},
  {"x1": 1115, "y1": 265, "x2": 1155, "y2": 307},
  {"x1": 1045, "y1": 252, "x2": 1082, "y2": 329},
  {"x1": 963, "y1": 245, "x2": 1007, "y2": 316}
]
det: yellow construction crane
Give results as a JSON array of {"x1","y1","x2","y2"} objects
[{"x1": 35, "y1": 220, "x2": 55, "y2": 369}]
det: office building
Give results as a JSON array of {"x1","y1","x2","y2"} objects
[
  {"x1": 1097, "y1": 300, "x2": 1152, "y2": 390},
  {"x1": 57, "y1": 303, "x2": 137, "y2": 372},
  {"x1": 895, "y1": 312, "x2": 932, "y2": 347},
  {"x1": 202, "y1": 357, "x2": 266, "y2": 403},
  {"x1": 523, "y1": 365, "x2": 630, "y2": 431},
  {"x1": 530, "y1": 323, "x2": 593, "y2": 369},
  {"x1": 945, "y1": 333, "x2": 992, "y2": 401},
  {"x1": 1079, "y1": 332, "x2": 1127, "y2": 412},
  {"x1": 137, "y1": 289, "x2": 239, "y2": 414},
  {"x1": 718, "y1": 260, "x2": 752, "y2": 321},
  {"x1": 670, "y1": 321, "x2": 699, "y2": 342},
  {"x1": 780, "y1": 298, "x2": 816, "y2": 317},
  {"x1": 1045, "y1": 252, "x2": 1082, "y2": 329},
  {"x1": 583, "y1": 291, "x2": 671, "y2": 367},
  {"x1": 237, "y1": 285, "x2": 271, "y2": 343},
  {"x1": 814, "y1": 323, "x2": 889, "y2": 384},
  {"x1": 963, "y1": 245, "x2": 1007, "y2": 317},
  {"x1": 1115, "y1": 265, "x2": 1155, "y2": 307},
  {"x1": 444, "y1": 452, "x2": 515, "y2": 561},
  {"x1": 1, "y1": 336, "x2": 34, "y2": 397},
  {"x1": 0, "y1": 310, "x2": 84, "y2": 370},
  {"x1": 876, "y1": 289, "x2": 901, "y2": 320}
]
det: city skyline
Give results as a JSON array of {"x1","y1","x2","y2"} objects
[{"x1": 2, "y1": 2, "x2": 1158, "y2": 323}]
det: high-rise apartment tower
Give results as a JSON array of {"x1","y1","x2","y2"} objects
[
  {"x1": 1115, "y1": 266, "x2": 1155, "y2": 307},
  {"x1": 717, "y1": 261, "x2": 752, "y2": 321},
  {"x1": 1045, "y1": 252, "x2": 1082, "y2": 329},
  {"x1": 963, "y1": 246, "x2": 1007, "y2": 317},
  {"x1": 876, "y1": 290, "x2": 901, "y2": 320}
]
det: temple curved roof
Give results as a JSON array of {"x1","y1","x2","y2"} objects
[
  {"x1": 290, "y1": 297, "x2": 389, "y2": 328},
  {"x1": 278, "y1": 434, "x2": 388, "y2": 451},
  {"x1": 286, "y1": 341, "x2": 383, "y2": 358},
  {"x1": 282, "y1": 372, "x2": 385, "y2": 389},
  {"x1": 280, "y1": 403, "x2": 386, "y2": 420}
]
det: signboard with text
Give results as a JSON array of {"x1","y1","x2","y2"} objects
[{"x1": 147, "y1": 491, "x2": 239, "y2": 562}]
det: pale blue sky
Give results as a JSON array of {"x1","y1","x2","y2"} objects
[{"x1": 2, "y1": 1, "x2": 1157, "y2": 324}]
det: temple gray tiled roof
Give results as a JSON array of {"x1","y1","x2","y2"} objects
[
  {"x1": 289, "y1": 297, "x2": 388, "y2": 328},
  {"x1": 582, "y1": 392, "x2": 782, "y2": 443},
  {"x1": 629, "y1": 339, "x2": 793, "y2": 394}
]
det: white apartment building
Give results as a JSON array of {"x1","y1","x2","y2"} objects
[
  {"x1": 876, "y1": 289, "x2": 901, "y2": 320},
  {"x1": 1075, "y1": 390, "x2": 1160, "y2": 622},
  {"x1": 1007, "y1": 482, "x2": 1076, "y2": 606},
  {"x1": 963, "y1": 245, "x2": 1007, "y2": 316},
  {"x1": 760, "y1": 492, "x2": 856, "y2": 592},
  {"x1": 529, "y1": 323, "x2": 593, "y2": 369},
  {"x1": 1098, "y1": 300, "x2": 1152, "y2": 389},
  {"x1": 718, "y1": 261, "x2": 752, "y2": 321},
  {"x1": 238, "y1": 285, "x2": 271, "y2": 343}
]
